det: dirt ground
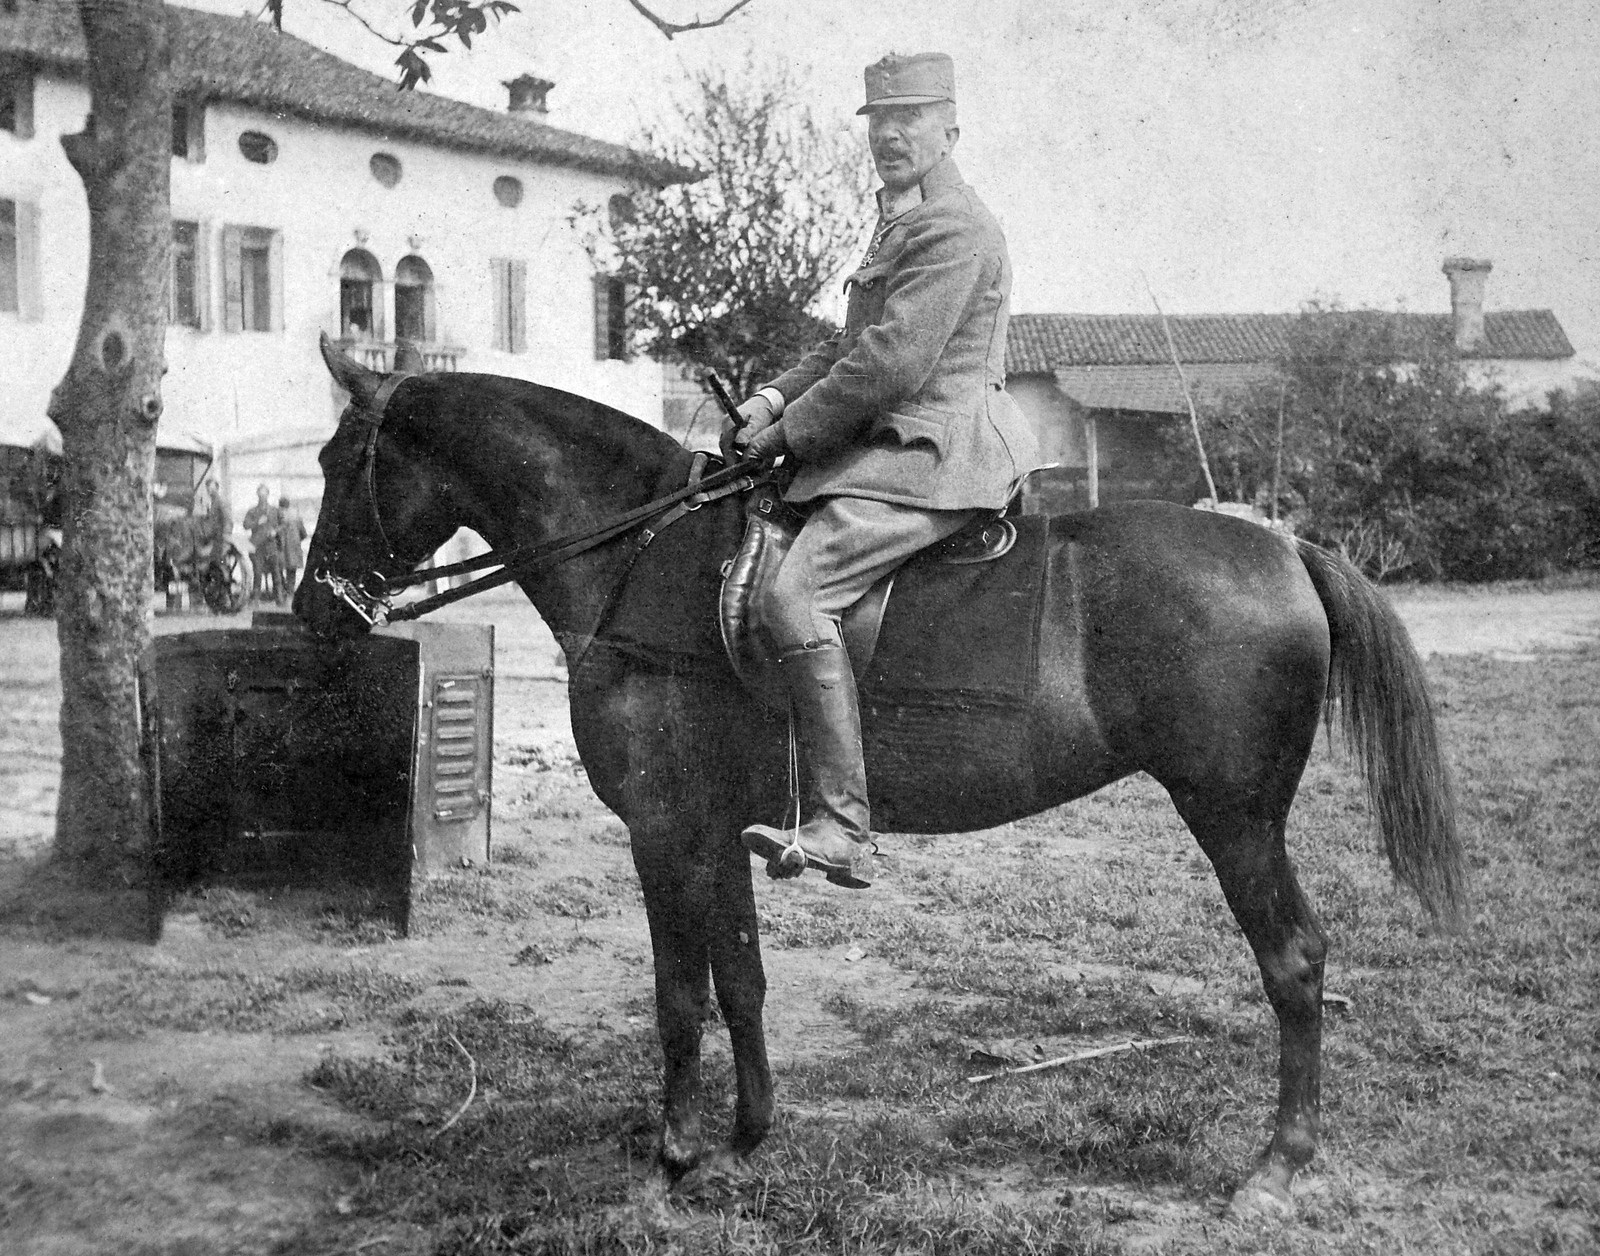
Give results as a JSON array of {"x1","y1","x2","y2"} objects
[{"x1": 1, "y1": 578, "x2": 1597, "y2": 1254}]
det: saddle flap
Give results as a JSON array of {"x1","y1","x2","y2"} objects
[{"x1": 717, "y1": 491, "x2": 1040, "y2": 709}]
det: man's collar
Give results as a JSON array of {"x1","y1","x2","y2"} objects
[
  {"x1": 874, "y1": 157, "x2": 964, "y2": 220},
  {"x1": 876, "y1": 182, "x2": 923, "y2": 221}
]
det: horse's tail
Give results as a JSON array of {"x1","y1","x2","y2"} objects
[{"x1": 1295, "y1": 538, "x2": 1467, "y2": 925}]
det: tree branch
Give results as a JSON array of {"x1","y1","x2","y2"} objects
[{"x1": 625, "y1": 0, "x2": 756, "y2": 38}]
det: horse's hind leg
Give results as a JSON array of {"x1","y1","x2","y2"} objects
[{"x1": 1174, "y1": 790, "x2": 1329, "y2": 1218}]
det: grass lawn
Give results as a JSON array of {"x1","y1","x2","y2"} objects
[{"x1": 4, "y1": 649, "x2": 1596, "y2": 1254}]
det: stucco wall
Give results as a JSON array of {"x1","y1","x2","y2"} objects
[{"x1": 4, "y1": 73, "x2": 663, "y2": 525}]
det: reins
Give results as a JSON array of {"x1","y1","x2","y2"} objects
[{"x1": 316, "y1": 374, "x2": 766, "y2": 628}]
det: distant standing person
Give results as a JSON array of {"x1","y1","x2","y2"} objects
[
  {"x1": 277, "y1": 496, "x2": 307, "y2": 597},
  {"x1": 243, "y1": 484, "x2": 282, "y2": 602},
  {"x1": 194, "y1": 476, "x2": 230, "y2": 549}
]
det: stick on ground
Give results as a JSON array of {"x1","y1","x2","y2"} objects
[
  {"x1": 965, "y1": 1035, "x2": 1197, "y2": 1085},
  {"x1": 432, "y1": 1032, "x2": 478, "y2": 1136}
]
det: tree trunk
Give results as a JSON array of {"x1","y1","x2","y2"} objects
[{"x1": 46, "y1": 0, "x2": 171, "y2": 885}]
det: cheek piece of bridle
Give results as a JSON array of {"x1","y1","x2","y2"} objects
[{"x1": 312, "y1": 373, "x2": 767, "y2": 630}]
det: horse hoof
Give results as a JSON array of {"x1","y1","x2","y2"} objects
[
  {"x1": 659, "y1": 1131, "x2": 702, "y2": 1180},
  {"x1": 1225, "y1": 1180, "x2": 1296, "y2": 1222},
  {"x1": 675, "y1": 1145, "x2": 748, "y2": 1193}
]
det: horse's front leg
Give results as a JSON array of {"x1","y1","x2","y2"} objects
[
  {"x1": 632, "y1": 827, "x2": 714, "y2": 1176},
  {"x1": 707, "y1": 821, "x2": 773, "y2": 1155}
]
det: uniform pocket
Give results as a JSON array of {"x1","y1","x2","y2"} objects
[{"x1": 871, "y1": 402, "x2": 953, "y2": 453}]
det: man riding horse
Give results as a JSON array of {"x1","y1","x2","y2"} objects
[{"x1": 725, "y1": 52, "x2": 1042, "y2": 888}]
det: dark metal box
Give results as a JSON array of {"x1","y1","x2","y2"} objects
[{"x1": 141, "y1": 621, "x2": 493, "y2": 937}]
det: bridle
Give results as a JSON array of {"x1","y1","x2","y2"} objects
[
  {"x1": 313, "y1": 374, "x2": 765, "y2": 632},
  {"x1": 311, "y1": 370, "x2": 416, "y2": 625}
]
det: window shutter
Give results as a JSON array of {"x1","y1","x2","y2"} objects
[
  {"x1": 188, "y1": 102, "x2": 206, "y2": 162},
  {"x1": 5, "y1": 70, "x2": 34, "y2": 139},
  {"x1": 592, "y1": 275, "x2": 610, "y2": 361},
  {"x1": 509, "y1": 259, "x2": 527, "y2": 354},
  {"x1": 195, "y1": 220, "x2": 213, "y2": 331},
  {"x1": 268, "y1": 229, "x2": 284, "y2": 331},
  {"x1": 491, "y1": 258, "x2": 509, "y2": 351},
  {"x1": 620, "y1": 280, "x2": 636, "y2": 361},
  {"x1": 222, "y1": 225, "x2": 243, "y2": 332},
  {"x1": 15, "y1": 199, "x2": 41, "y2": 322}
]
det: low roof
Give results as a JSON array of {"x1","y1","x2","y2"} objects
[
  {"x1": 1007, "y1": 310, "x2": 1575, "y2": 375},
  {"x1": 1051, "y1": 363, "x2": 1281, "y2": 416},
  {"x1": 2, "y1": 0, "x2": 665, "y2": 180}
]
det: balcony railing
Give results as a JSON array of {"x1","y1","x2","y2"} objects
[{"x1": 336, "y1": 339, "x2": 465, "y2": 373}]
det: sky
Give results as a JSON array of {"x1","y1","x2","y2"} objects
[{"x1": 188, "y1": 0, "x2": 1600, "y2": 362}]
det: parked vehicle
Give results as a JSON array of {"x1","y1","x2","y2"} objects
[
  {"x1": 153, "y1": 432, "x2": 250, "y2": 614},
  {"x1": 0, "y1": 426, "x2": 62, "y2": 616},
  {"x1": 0, "y1": 423, "x2": 250, "y2": 615}
]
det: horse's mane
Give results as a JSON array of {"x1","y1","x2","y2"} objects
[{"x1": 397, "y1": 371, "x2": 685, "y2": 475}]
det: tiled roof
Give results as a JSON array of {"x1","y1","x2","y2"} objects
[
  {"x1": 1, "y1": 0, "x2": 662, "y2": 179},
  {"x1": 1007, "y1": 310, "x2": 1575, "y2": 374},
  {"x1": 1051, "y1": 363, "x2": 1281, "y2": 415}
]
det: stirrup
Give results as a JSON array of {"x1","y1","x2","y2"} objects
[{"x1": 741, "y1": 826, "x2": 871, "y2": 890}]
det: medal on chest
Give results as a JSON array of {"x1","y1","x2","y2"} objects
[{"x1": 859, "y1": 218, "x2": 897, "y2": 268}]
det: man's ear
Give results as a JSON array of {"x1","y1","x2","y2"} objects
[{"x1": 945, "y1": 124, "x2": 961, "y2": 153}]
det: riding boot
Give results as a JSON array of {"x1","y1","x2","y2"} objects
[{"x1": 741, "y1": 643, "x2": 873, "y2": 889}]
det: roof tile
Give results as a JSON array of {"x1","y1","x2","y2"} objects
[
  {"x1": 2, "y1": 0, "x2": 661, "y2": 178},
  {"x1": 1007, "y1": 310, "x2": 1575, "y2": 374}
]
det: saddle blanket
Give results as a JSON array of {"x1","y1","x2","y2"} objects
[{"x1": 861, "y1": 513, "x2": 1049, "y2": 704}]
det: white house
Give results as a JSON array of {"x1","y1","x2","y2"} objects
[{"x1": 2, "y1": 1, "x2": 664, "y2": 523}]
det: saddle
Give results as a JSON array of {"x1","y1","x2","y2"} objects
[{"x1": 719, "y1": 479, "x2": 1046, "y2": 710}]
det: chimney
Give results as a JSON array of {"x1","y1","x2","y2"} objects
[
  {"x1": 504, "y1": 74, "x2": 555, "y2": 115},
  {"x1": 1441, "y1": 257, "x2": 1492, "y2": 354}
]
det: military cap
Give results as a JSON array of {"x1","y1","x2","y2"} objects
[{"x1": 857, "y1": 52, "x2": 956, "y2": 115}]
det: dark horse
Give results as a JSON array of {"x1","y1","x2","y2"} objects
[{"x1": 296, "y1": 341, "x2": 1464, "y2": 1218}]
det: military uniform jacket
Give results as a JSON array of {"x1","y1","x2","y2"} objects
[{"x1": 764, "y1": 158, "x2": 1042, "y2": 510}]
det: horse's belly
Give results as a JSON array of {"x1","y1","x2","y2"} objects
[{"x1": 862, "y1": 694, "x2": 1051, "y2": 833}]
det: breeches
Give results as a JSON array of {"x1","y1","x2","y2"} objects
[{"x1": 762, "y1": 496, "x2": 979, "y2": 652}]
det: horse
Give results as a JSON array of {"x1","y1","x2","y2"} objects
[{"x1": 295, "y1": 339, "x2": 1464, "y2": 1219}]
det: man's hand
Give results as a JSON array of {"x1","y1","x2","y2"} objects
[
  {"x1": 719, "y1": 394, "x2": 778, "y2": 463},
  {"x1": 742, "y1": 422, "x2": 787, "y2": 463}
]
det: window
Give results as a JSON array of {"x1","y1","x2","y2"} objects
[
  {"x1": 593, "y1": 275, "x2": 629, "y2": 361},
  {"x1": 0, "y1": 64, "x2": 33, "y2": 139},
  {"x1": 238, "y1": 131, "x2": 278, "y2": 164},
  {"x1": 169, "y1": 219, "x2": 209, "y2": 328},
  {"x1": 394, "y1": 254, "x2": 435, "y2": 343},
  {"x1": 492, "y1": 176, "x2": 523, "y2": 208},
  {"x1": 171, "y1": 102, "x2": 204, "y2": 161},
  {"x1": 491, "y1": 258, "x2": 526, "y2": 353},
  {"x1": 607, "y1": 193, "x2": 636, "y2": 230},
  {"x1": 221, "y1": 225, "x2": 282, "y2": 332},
  {"x1": 0, "y1": 197, "x2": 41, "y2": 319},
  {"x1": 339, "y1": 248, "x2": 382, "y2": 340},
  {"x1": 369, "y1": 153, "x2": 402, "y2": 187}
]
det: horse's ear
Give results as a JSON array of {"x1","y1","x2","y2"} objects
[
  {"x1": 319, "y1": 332, "x2": 380, "y2": 405},
  {"x1": 392, "y1": 339, "x2": 425, "y2": 375}
]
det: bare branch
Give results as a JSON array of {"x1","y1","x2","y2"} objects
[
  {"x1": 624, "y1": 0, "x2": 756, "y2": 39},
  {"x1": 314, "y1": 0, "x2": 409, "y2": 48}
]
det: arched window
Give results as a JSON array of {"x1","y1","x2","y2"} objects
[
  {"x1": 339, "y1": 249, "x2": 382, "y2": 340},
  {"x1": 394, "y1": 254, "x2": 435, "y2": 344}
]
